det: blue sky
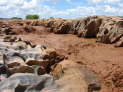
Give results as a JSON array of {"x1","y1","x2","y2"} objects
[{"x1": 0, "y1": 0, "x2": 122, "y2": 18}]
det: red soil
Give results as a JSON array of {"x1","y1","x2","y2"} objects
[{"x1": 15, "y1": 26, "x2": 123, "y2": 92}]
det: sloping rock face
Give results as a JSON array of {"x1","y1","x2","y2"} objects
[{"x1": 54, "y1": 60, "x2": 101, "y2": 92}]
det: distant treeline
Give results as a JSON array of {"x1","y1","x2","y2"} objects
[
  {"x1": 0, "y1": 14, "x2": 40, "y2": 20},
  {"x1": 11, "y1": 17, "x2": 22, "y2": 19},
  {"x1": 118, "y1": 16, "x2": 123, "y2": 18}
]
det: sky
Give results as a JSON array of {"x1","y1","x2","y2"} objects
[{"x1": 0, "y1": 0, "x2": 122, "y2": 18}]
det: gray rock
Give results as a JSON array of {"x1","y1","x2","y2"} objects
[{"x1": 0, "y1": 73, "x2": 58, "y2": 92}]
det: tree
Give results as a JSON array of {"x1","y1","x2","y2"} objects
[{"x1": 26, "y1": 14, "x2": 39, "y2": 19}]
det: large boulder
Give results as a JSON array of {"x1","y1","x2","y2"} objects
[
  {"x1": 54, "y1": 60, "x2": 101, "y2": 92},
  {"x1": 1, "y1": 27, "x2": 15, "y2": 35},
  {"x1": 0, "y1": 73, "x2": 58, "y2": 92},
  {"x1": 73, "y1": 16, "x2": 102, "y2": 38},
  {"x1": 97, "y1": 19, "x2": 123, "y2": 44}
]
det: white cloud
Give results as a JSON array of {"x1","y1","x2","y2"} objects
[
  {"x1": 48, "y1": 0, "x2": 59, "y2": 2},
  {"x1": 0, "y1": 0, "x2": 122, "y2": 18},
  {"x1": 89, "y1": 0, "x2": 120, "y2": 3},
  {"x1": 103, "y1": 5, "x2": 117, "y2": 13},
  {"x1": 53, "y1": 6, "x2": 96, "y2": 18},
  {"x1": 90, "y1": 0, "x2": 102, "y2": 3},
  {"x1": 107, "y1": 0, "x2": 120, "y2": 3}
]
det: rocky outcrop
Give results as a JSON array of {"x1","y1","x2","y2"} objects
[
  {"x1": 1, "y1": 16, "x2": 123, "y2": 47},
  {"x1": 0, "y1": 35, "x2": 65, "y2": 77},
  {"x1": 0, "y1": 35, "x2": 66, "y2": 92},
  {"x1": 25, "y1": 16, "x2": 123, "y2": 47},
  {"x1": 96, "y1": 17, "x2": 123, "y2": 44}
]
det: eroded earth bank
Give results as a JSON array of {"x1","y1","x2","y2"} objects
[{"x1": 0, "y1": 16, "x2": 123, "y2": 92}]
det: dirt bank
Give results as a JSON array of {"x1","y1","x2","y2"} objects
[{"x1": 18, "y1": 32, "x2": 123, "y2": 92}]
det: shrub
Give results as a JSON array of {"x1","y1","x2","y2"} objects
[{"x1": 26, "y1": 14, "x2": 39, "y2": 19}]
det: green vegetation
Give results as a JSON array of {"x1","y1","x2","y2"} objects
[
  {"x1": 26, "y1": 14, "x2": 39, "y2": 19},
  {"x1": 11, "y1": 17, "x2": 22, "y2": 19}
]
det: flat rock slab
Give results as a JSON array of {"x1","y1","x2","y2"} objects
[
  {"x1": 0, "y1": 73, "x2": 58, "y2": 92},
  {"x1": 55, "y1": 60, "x2": 101, "y2": 92}
]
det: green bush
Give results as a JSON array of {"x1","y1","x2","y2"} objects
[
  {"x1": 11, "y1": 17, "x2": 22, "y2": 19},
  {"x1": 26, "y1": 14, "x2": 39, "y2": 19}
]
